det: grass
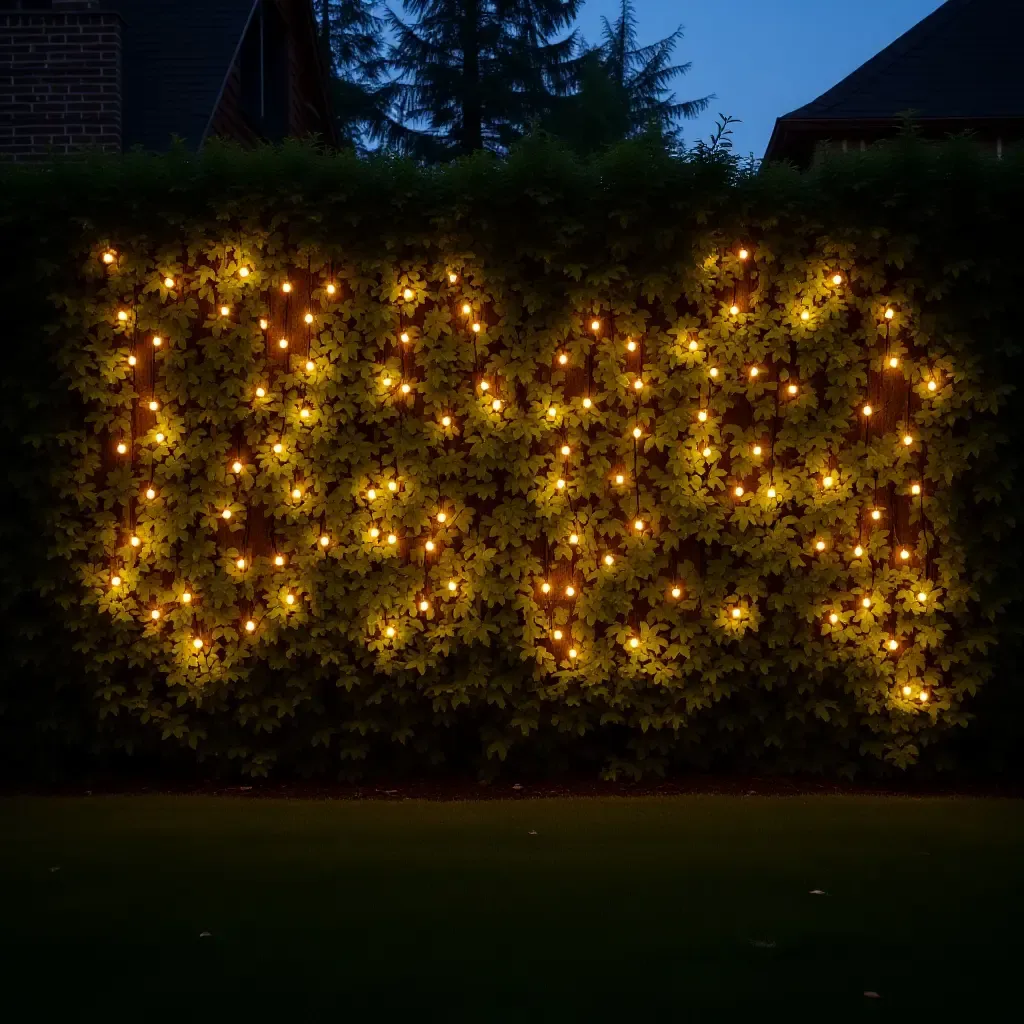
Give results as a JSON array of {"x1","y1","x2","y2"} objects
[{"x1": 1, "y1": 795, "x2": 1021, "y2": 1017}]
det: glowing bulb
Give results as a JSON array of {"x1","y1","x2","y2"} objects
[
  {"x1": 556, "y1": 478, "x2": 565, "y2": 490},
  {"x1": 582, "y1": 397, "x2": 592, "y2": 409},
  {"x1": 927, "y1": 380, "x2": 937, "y2": 392},
  {"x1": 823, "y1": 475, "x2": 834, "y2": 488},
  {"x1": 448, "y1": 580, "x2": 457, "y2": 592},
  {"x1": 753, "y1": 445, "x2": 762, "y2": 456},
  {"x1": 116, "y1": 442, "x2": 127, "y2": 455},
  {"x1": 900, "y1": 548, "x2": 910, "y2": 561},
  {"x1": 462, "y1": 303, "x2": 471, "y2": 316},
  {"x1": 688, "y1": 339, "x2": 698, "y2": 352},
  {"x1": 709, "y1": 367, "x2": 719, "y2": 378},
  {"x1": 239, "y1": 267, "x2": 249, "y2": 278},
  {"x1": 634, "y1": 519, "x2": 644, "y2": 532},
  {"x1": 155, "y1": 432, "x2": 165, "y2": 443},
  {"x1": 738, "y1": 248, "x2": 749, "y2": 260},
  {"x1": 320, "y1": 535, "x2": 330, "y2": 548},
  {"x1": 884, "y1": 308, "x2": 894, "y2": 320},
  {"x1": 117, "y1": 310, "x2": 128, "y2": 322},
  {"x1": 854, "y1": 545, "x2": 864, "y2": 557},
  {"x1": 863, "y1": 404, "x2": 875, "y2": 417},
  {"x1": 110, "y1": 574, "x2": 122, "y2": 587},
  {"x1": 163, "y1": 277, "x2": 175, "y2": 288},
  {"x1": 671, "y1": 586, "x2": 681, "y2": 599},
  {"x1": 425, "y1": 540, "x2": 435, "y2": 552},
  {"x1": 553, "y1": 629, "x2": 563, "y2": 641},
  {"x1": 731, "y1": 608, "x2": 742, "y2": 620},
  {"x1": 788, "y1": 384, "x2": 798, "y2": 395},
  {"x1": 491, "y1": 399, "x2": 502, "y2": 411},
  {"x1": 400, "y1": 331, "x2": 409, "y2": 344},
  {"x1": 285, "y1": 593, "x2": 295, "y2": 605},
  {"x1": 130, "y1": 535, "x2": 140, "y2": 548},
  {"x1": 220, "y1": 305, "x2": 230, "y2": 317},
  {"x1": 730, "y1": 304, "x2": 740, "y2": 316},
  {"x1": 326, "y1": 283, "x2": 336, "y2": 295},
  {"x1": 568, "y1": 648, "x2": 578, "y2": 660},
  {"x1": 919, "y1": 691, "x2": 929, "y2": 703},
  {"x1": 815, "y1": 540, "x2": 826, "y2": 552},
  {"x1": 832, "y1": 273, "x2": 843, "y2": 285},
  {"x1": 703, "y1": 447, "x2": 712, "y2": 458},
  {"x1": 734, "y1": 486, "x2": 744, "y2": 498},
  {"x1": 150, "y1": 608, "x2": 161, "y2": 621},
  {"x1": 565, "y1": 585, "x2": 575, "y2": 597},
  {"x1": 231, "y1": 460, "x2": 243, "y2": 474},
  {"x1": 222, "y1": 508, "x2": 233, "y2": 520},
  {"x1": 304, "y1": 313, "x2": 314, "y2": 325},
  {"x1": 282, "y1": 282, "x2": 292, "y2": 294},
  {"x1": 385, "y1": 626, "x2": 396, "y2": 638},
  {"x1": 634, "y1": 379, "x2": 643, "y2": 391},
  {"x1": 799, "y1": 310, "x2": 810, "y2": 322},
  {"x1": 604, "y1": 555, "x2": 615, "y2": 566},
  {"x1": 889, "y1": 356, "x2": 900, "y2": 369},
  {"x1": 862, "y1": 597, "x2": 871, "y2": 608},
  {"x1": 305, "y1": 360, "x2": 315, "y2": 373},
  {"x1": 278, "y1": 338, "x2": 288, "y2": 350},
  {"x1": 871, "y1": 509, "x2": 881, "y2": 521},
  {"x1": 902, "y1": 685, "x2": 913, "y2": 697},
  {"x1": 387, "y1": 534, "x2": 397, "y2": 546},
  {"x1": 127, "y1": 355, "x2": 137, "y2": 367},
  {"x1": 388, "y1": 481, "x2": 398, "y2": 492},
  {"x1": 697, "y1": 410, "x2": 707, "y2": 422},
  {"x1": 479, "y1": 380, "x2": 489, "y2": 392},
  {"x1": 274, "y1": 555, "x2": 285, "y2": 566},
  {"x1": 917, "y1": 591, "x2": 928, "y2": 603},
  {"x1": 560, "y1": 445, "x2": 571, "y2": 457},
  {"x1": 558, "y1": 353, "x2": 568, "y2": 365},
  {"x1": 182, "y1": 591, "x2": 192, "y2": 603},
  {"x1": 615, "y1": 474, "x2": 625, "y2": 485},
  {"x1": 369, "y1": 528, "x2": 380, "y2": 539},
  {"x1": 403, "y1": 288, "x2": 414, "y2": 301},
  {"x1": 260, "y1": 319, "x2": 268, "y2": 330},
  {"x1": 255, "y1": 386, "x2": 266, "y2": 398},
  {"x1": 436, "y1": 512, "x2": 447, "y2": 524},
  {"x1": 749, "y1": 366, "x2": 759, "y2": 378},
  {"x1": 292, "y1": 488, "x2": 302, "y2": 499},
  {"x1": 629, "y1": 637, "x2": 639, "y2": 649},
  {"x1": 911, "y1": 484, "x2": 921, "y2": 496},
  {"x1": 383, "y1": 377, "x2": 392, "y2": 387},
  {"x1": 418, "y1": 600, "x2": 431, "y2": 613},
  {"x1": 541, "y1": 583, "x2": 551, "y2": 594},
  {"x1": 888, "y1": 639, "x2": 899, "y2": 651},
  {"x1": 829, "y1": 613, "x2": 839, "y2": 624},
  {"x1": 273, "y1": 443, "x2": 283, "y2": 454},
  {"x1": 102, "y1": 251, "x2": 116, "y2": 264},
  {"x1": 300, "y1": 408, "x2": 310, "y2": 419},
  {"x1": 626, "y1": 340, "x2": 637, "y2": 352},
  {"x1": 235, "y1": 556, "x2": 247, "y2": 570},
  {"x1": 448, "y1": 272, "x2": 458, "y2": 284},
  {"x1": 193, "y1": 637, "x2": 204, "y2": 649},
  {"x1": 148, "y1": 400, "x2": 159, "y2": 412},
  {"x1": 245, "y1": 620, "x2": 256, "y2": 632},
  {"x1": 472, "y1": 323, "x2": 482, "y2": 334},
  {"x1": 767, "y1": 487, "x2": 776, "y2": 498},
  {"x1": 591, "y1": 319, "x2": 600, "y2": 332},
  {"x1": 145, "y1": 487, "x2": 156, "y2": 500},
  {"x1": 152, "y1": 336, "x2": 162, "y2": 347}
]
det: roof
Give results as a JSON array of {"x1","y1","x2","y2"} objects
[
  {"x1": 766, "y1": 0, "x2": 1024, "y2": 159},
  {"x1": 111, "y1": 0, "x2": 258, "y2": 151}
]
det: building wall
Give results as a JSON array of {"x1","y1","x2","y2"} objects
[{"x1": 0, "y1": 1, "x2": 121, "y2": 162}]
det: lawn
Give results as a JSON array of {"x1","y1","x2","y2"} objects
[{"x1": 1, "y1": 795, "x2": 1021, "y2": 1017}]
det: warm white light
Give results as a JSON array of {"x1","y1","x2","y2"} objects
[
  {"x1": 604, "y1": 555, "x2": 614, "y2": 566},
  {"x1": 832, "y1": 273, "x2": 843, "y2": 285},
  {"x1": 927, "y1": 380, "x2": 937, "y2": 392},
  {"x1": 304, "y1": 313, "x2": 314, "y2": 325},
  {"x1": 461, "y1": 302, "x2": 471, "y2": 315},
  {"x1": 155, "y1": 432, "x2": 165, "y2": 443},
  {"x1": 272, "y1": 442, "x2": 283, "y2": 454},
  {"x1": 479, "y1": 380, "x2": 490, "y2": 392},
  {"x1": 917, "y1": 591, "x2": 928, "y2": 602},
  {"x1": 369, "y1": 528, "x2": 380, "y2": 539},
  {"x1": 903, "y1": 684, "x2": 913, "y2": 697},
  {"x1": 861, "y1": 403, "x2": 874, "y2": 418},
  {"x1": 386, "y1": 626, "x2": 396, "y2": 638},
  {"x1": 919, "y1": 691, "x2": 929, "y2": 703},
  {"x1": 862, "y1": 597, "x2": 871, "y2": 608},
  {"x1": 300, "y1": 407, "x2": 311, "y2": 418},
  {"x1": 823, "y1": 475, "x2": 834, "y2": 488},
  {"x1": 556, "y1": 478, "x2": 565, "y2": 489},
  {"x1": 730, "y1": 304, "x2": 740, "y2": 316},
  {"x1": 553, "y1": 629, "x2": 563, "y2": 641},
  {"x1": 565, "y1": 585, "x2": 575, "y2": 597},
  {"x1": 448, "y1": 580, "x2": 457, "y2": 592},
  {"x1": 541, "y1": 582, "x2": 551, "y2": 594},
  {"x1": 560, "y1": 445, "x2": 571, "y2": 457},
  {"x1": 547, "y1": 405, "x2": 557, "y2": 418},
  {"x1": 388, "y1": 481, "x2": 398, "y2": 492},
  {"x1": 871, "y1": 509, "x2": 881, "y2": 521},
  {"x1": 150, "y1": 608, "x2": 161, "y2": 620},
  {"x1": 473, "y1": 323, "x2": 482, "y2": 334},
  {"x1": 400, "y1": 331, "x2": 410, "y2": 344},
  {"x1": 558, "y1": 353, "x2": 568, "y2": 365},
  {"x1": 568, "y1": 648, "x2": 578, "y2": 660},
  {"x1": 829, "y1": 613, "x2": 839, "y2": 624},
  {"x1": 116, "y1": 441, "x2": 127, "y2": 455},
  {"x1": 884, "y1": 308, "x2": 894, "y2": 320},
  {"x1": 181, "y1": 591, "x2": 192, "y2": 603},
  {"x1": 632, "y1": 426, "x2": 642, "y2": 439},
  {"x1": 102, "y1": 251, "x2": 116, "y2": 264},
  {"x1": 767, "y1": 487, "x2": 776, "y2": 498},
  {"x1": 256, "y1": 387, "x2": 266, "y2": 399},
  {"x1": 285, "y1": 593, "x2": 295, "y2": 605},
  {"x1": 626, "y1": 339, "x2": 637, "y2": 352},
  {"x1": 800, "y1": 310, "x2": 810, "y2": 321},
  {"x1": 193, "y1": 637, "x2": 204, "y2": 649},
  {"x1": 731, "y1": 607, "x2": 742, "y2": 620},
  {"x1": 569, "y1": 533, "x2": 579, "y2": 545},
  {"x1": 671, "y1": 586, "x2": 681, "y2": 599},
  {"x1": 815, "y1": 540, "x2": 826, "y2": 552},
  {"x1": 152, "y1": 336, "x2": 162, "y2": 347},
  {"x1": 441, "y1": 415, "x2": 453, "y2": 428},
  {"x1": 110, "y1": 574, "x2": 122, "y2": 587},
  {"x1": 629, "y1": 637, "x2": 639, "y2": 649},
  {"x1": 436, "y1": 512, "x2": 447, "y2": 524},
  {"x1": 734, "y1": 486, "x2": 744, "y2": 497},
  {"x1": 127, "y1": 355, "x2": 137, "y2": 367},
  {"x1": 383, "y1": 376, "x2": 392, "y2": 387},
  {"x1": 163, "y1": 276, "x2": 175, "y2": 288},
  {"x1": 387, "y1": 534, "x2": 397, "y2": 545},
  {"x1": 582, "y1": 397, "x2": 592, "y2": 409},
  {"x1": 590, "y1": 319, "x2": 600, "y2": 332},
  {"x1": 703, "y1": 446, "x2": 712, "y2": 458},
  {"x1": 145, "y1": 487, "x2": 156, "y2": 500},
  {"x1": 403, "y1": 288, "x2": 414, "y2": 301},
  {"x1": 117, "y1": 310, "x2": 128, "y2": 322},
  {"x1": 221, "y1": 509, "x2": 232, "y2": 520},
  {"x1": 231, "y1": 460, "x2": 243, "y2": 474},
  {"x1": 425, "y1": 540, "x2": 435, "y2": 552},
  {"x1": 889, "y1": 356, "x2": 899, "y2": 369},
  {"x1": 448, "y1": 272, "x2": 458, "y2": 284},
  {"x1": 326, "y1": 283, "x2": 336, "y2": 295},
  {"x1": 419, "y1": 600, "x2": 431, "y2": 613},
  {"x1": 279, "y1": 338, "x2": 289, "y2": 350},
  {"x1": 688, "y1": 339, "x2": 698, "y2": 351},
  {"x1": 749, "y1": 366, "x2": 759, "y2": 378},
  {"x1": 854, "y1": 545, "x2": 864, "y2": 557},
  {"x1": 633, "y1": 379, "x2": 643, "y2": 391},
  {"x1": 236, "y1": 557, "x2": 246, "y2": 569},
  {"x1": 615, "y1": 474, "x2": 625, "y2": 485},
  {"x1": 911, "y1": 483, "x2": 921, "y2": 496},
  {"x1": 259, "y1": 319, "x2": 268, "y2": 330},
  {"x1": 634, "y1": 519, "x2": 644, "y2": 532},
  {"x1": 245, "y1": 620, "x2": 256, "y2": 632},
  {"x1": 220, "y1": 305, "x2": 230, "y2": 317},
  {"x1": 274, "y1": 555, "x2": 285, "y2": 566},
  {"x1": 148, "y1": 400, "x2": 159, "y2": 412},
  {"x1": 292, "y1": 488, "x2": 302, "y2": 500},
  {"x1": 491, "y1": 398, "x2": 502, "y2": 411},
  {"x1": 697, "y1": 410, "x2": 708, "y2": 422},
  {"x1": 900, "y1": 548, "x2": 910, "y2": 561},
  {"x1": 753, "y1": 445, "x2": 762, "y2": 456},
  {"x1": 709, "y1": 367, "x2": 719, "y2": 378},
  {"x1": 888, "y1": 639, "x2": 899, "y2": 651},
  {"x1": 239, "y1": 267, "x2": 250, "y2": 278},
  {"x1": 788, "y1": 384, "x2": 798, "y2": 395},
  {"x1": 320, "y1": 535, "x2": 330, "y2": 548},
  {"x1": 282, "y1": 282, "x2": 292, "y2": 293},
  {"x1": 738, "y1": 248, "x2": 749, "y2": 260}
]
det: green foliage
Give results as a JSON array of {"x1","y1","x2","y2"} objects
[{"x1": 1, "y1": 137, "x2": 1022, "y2": 780}]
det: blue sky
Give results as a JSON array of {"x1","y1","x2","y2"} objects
[{"x1": 574, "y1": 0, "x2": 947, "y2": 157}]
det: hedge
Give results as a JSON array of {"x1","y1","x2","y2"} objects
[{"x1": 2, "y1": 137, "x2": 1022, "y2": 781}]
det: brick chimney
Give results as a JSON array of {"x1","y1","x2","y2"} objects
[{"x1": 0, "y1": 0, "x2": 122, "y2": 161}]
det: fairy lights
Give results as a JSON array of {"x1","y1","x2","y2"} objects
[
  {"x1": 239, "y1": 267, "x2": 250, "y2": 278},
  {"x1": 787, "y1": 384, "x2": 798, "y2": 395},
  {"x1": 832, "y1": 273, "x2": 843, "y2": 285},
  {"x1": 116, "y1": 441, "x2": 127, "y2": 455},
  {"x1": 885, "y1": 308, "x2": 894, "y2": 320},
  {"x1": 129, "y1": 534, "x2": 140, "y2": 547},
  {"x1": 729, "y1": 304, "x2": 740, "y2": 316},
  {"x1": 889, "y1": 356, "x2": 899, "y2": 369},
  {"x1": 193, "y1": 637, "x2": 204, "y2": 649},
  {"x1": 236, "y1": 557, "x2": 246, "y2": 569},
  {"x1": 117, "y1": 310, "x2": 128, "y2": 321},
  {"x1": 590, "y1": 319, "x2": 601, "y2": 332},
  {"x1": 182, "y1": 592, "x2": 192, "y2": 604},
  {"x1": 671, "y1": 586, "x2": 681, "y2": 599},
  {"x1": 688, "y1": 339, "x2": 698, "y2": 351},
  {"x1": 854, "y1": 545, "x2": 864, "y2": 557},
  {"x1": 388, "y1": 481, "x2": 398, "y2": 492},
  {"x1": 221, "y1": 508, "x2": 232, "y2": 520},
  {"x1": 871, "y1": 509, "x2": 882, "y2": 521},
  {"x1": 604, "y1": 554, "x2": 615, "y2": 566},
  {"x1": 553, "y1": 629, "x2": 563, "y2": 641},
  {"x1": 565, "y1": 585, "x2": 576, "y2": 597},
  {"x1": 629, "y1": 637, "x2": 639, "y2": 649},
  {"x1": 829, "y1": 613, "x2": 839, "y2": 624},
  {"x1": 815, "y1": 540, "x2": 826, "y2": 552},
  {"x1": 400, "y1": 332, "x2": 410, "y2": 344},
  {"x1": 385, "y1": 626, "x2": 396, "y2": 638},
  {"x1": 448, "y1": 580, "x2": 457, "y2": 592},
  {"x1": 472, "y1": 322, "x2": 482, "y2": 334},
  {"x1": 245, "y1": 619, "x2": 256, "y2": 632},
  {"x1": 150, "y1": 608, "x2": 161, "y2": 620},
  {"x1": 734, "y1": 486, "x2": 744, "y2": 498},
  {"x1": 632, "y1": 426, "x2": 642, "y2": 439},
  {"x1": 800, "y1": 310, "x2": 810, "y2": 321},
  {"x1": 697, "y1": 410, "x2": 708, "y2": 422},
  {"x1": 148, "y1": 400, "x2": 159, "y2": 412},
  {"x1": 462, "y1": 303, "x2": 471, "y2": 316},
  {"x1": 491, "y1": 398, "x2": 502, "y2": 411},
  {"x1": 927, "y1": 380, "x2": 938, "y2": 392},
  {"x1": 274, "y1": 555, "x2": 285, "y2": 567},
  {"x1": 387, "y1": 534, "x2": 397, "y2": 545},
  {"x1": 823, "y1": 475, "x2": 834, "y2": 488},
  {"x1": 911, "y1": 483, "x2": 922, "y2": 496},
  {"x1": 738, "y1": 248, "x2": 749, "y2": 260},
  {"x1": 558, "y1": 353, "x2": 568, "y2": 365},
  {"x1": 282, "y1": 282, "x2": 292, "y2": 294},
  {"x1": 753, "y1": 445, "x2": 762, "y2": 457},
  {"x1": 155, "y1": 432, "x2": 165, "y2": 443},
  {"x1": 272, "y1": 442, "x2": 283, "y2": 454},
  {"x1": 626, "y1": 339, "x2": 637, "y2": 352},
  {"x1": 232, "y1": 460, "x2": 243, "y2": 474},
  {"x1": 145, "y1": 487, "x2": 156, "y2": 500},
  {"x1": 731, "y1": 608, "x2": 742, "y2": 620},
  {"x1": 127, "y1": 355, "x2": 137, "y2": 367},
  {"x1": 279, "y1": 338, "x2": 289, "y2": 350},
  {"x1": 102, "y1": 251, "x2": 116, "y2": 264},
  {"x1": 152, "y1": 336, "x2": 162, "y2": 347},
  {"x1": 163, "y1": 276, "x2": 175, "y2": 288},
  {"x1": 220, "y1": 305, "x2": 230, "y2": 317},
  {"x1": 903, "y1": 434, "x2": 913, "y2": 446},
  {"x1": 425, "y1": 540, "x2": 435, "y2": 552},
  {"x1": 403, "y1": 288, "x2": 414, "y2": 301},
  {"x1": 615, "y1": 474, "x2": 625, "y2": 485},
  {"x1": 862, "y1": 404, "x2": 873, "y2": 417},
  {"x1": 888, "y1": 638, "x2": 899, "y2": 651}
]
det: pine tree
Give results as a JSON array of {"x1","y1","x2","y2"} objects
[
  {"x1": 381, "y1": 0, "x2": 582, "y2": 161},
  {"x1": 313, "y1": 1, "x2": 391, "y2": 149}
]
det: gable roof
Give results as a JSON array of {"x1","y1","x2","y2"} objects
[
  {"x1": 766, "y1": 0, "x2": 1024, "y2": 159},
  {"x1": 111, "y1": 0, "x2": 257, "y2": 151}
]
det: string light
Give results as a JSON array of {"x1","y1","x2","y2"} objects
[
  {"x1": 927, "y1": 380, "x2": 937, "y2": 392},
  {"x1": 403, "y1": 288, "x2": 414, "y2": 301},
  {"x1": 326, "y1": 283, "x2": 337, "y2": 296},
  {"x1": 182, "y1": 591, "x2": 192, "y2": 603},
  {"x1": 152, "y1": 336, "x2": 162, "y2": 347},
  {"x1": 871, "y1": 509, "x2": 881, "y2": 521},
  {"x1": 155, "y1": 432, "x2": 165, "y2": 443},
  {"x1": 767, "y1": 487, "x2": 776, "y2": 498},
  {"x1": 902, "y1": 684, "x2": 913, "y2": 697},
  {"x1": 239, "y1": 267, "x2": 250, "y2": 278},
  {"x1": 823, "y1": 475, "x2": 834, "y2": 488},
  {"x1": 145, "y1": 487, "x2": 156, "y2": 500},
  {"x1": 387, "y1": 534, "x2": 398, "y2": 545},
  {"x1": 854, "y1": 545, "x2": 864, "y2": 557},
  {"x1": 102, "y1": 251, "x2": 116, "y2": 264},
  {"x1": 688, "y1": 339, "x2": 698, "y2": 352},
  {"x1": 231, "y1": 460, "x2": 243, "y2": 474},
  {"x1": 919, "y1": 691, "x2": 929, "y2": 703},
  {"x1": 292, "y1": 487, "x2": 302, "y2": 499},
  {"x1": 260, "y1": 318, "x2": 268, "y2": 330},
  {"x1": 221, "y1": 508, "x2": 232, "y2": 520},
  {"x1": 479, "y1": 381, "x2": 490, "y2": 392},
  {"x1": 753, "y1": 444, "x2": 762, "y2": 456},
  {"x1": 491, "y1": 399, "x2": 502, "y2": 411},
  {"x1": 300, "y1": 407, "x2": 311, "y2": 419},
  {"x1": 441, "y1": 415, "x2": 453, "y2": 428},
  {"x1": 461, "y1": 303, "x2": 471, "y2": 316},
  {"x1": 272, "y1": 442, "x2": 283, "y2": 454},
  {"x1": 738, "y1": 248, "x2": 749, "y2": 260},
  {"x1": 569, "y1": 533, "x2": 579, "y2": 545},
  {"x1": 448, "y1": 580, "x2": 457, "y2": 592},
  {"x1": 900, "y1": 548, "x2": 910, "y2": 561},
  {"x1": 285, "y1": 593, "x2": 295, "y2": 605},
  {"x1": 633, "y1": 379, "x2": 643, "y2": 391},
  {"x1": 150, "y1": 608, "x2": 161, "y2": 621},
  {"x1": 274, "y1": 555, "x2": 285, "y2": 566},
  {"x1": 884, "y1": 308, "x2": 894, "y2": 320},
  {"x1": 703, "y1": 446, "x2": 712, "y2": 458},
  {"x1": 383, "y1": 376, "x2": 392, "y2": 387},
  {"x1": 634, "y1": 518, "x2": 644, "y2": 532},
  {"x1": 304, "y1": 313, "x2": 314, "y2": 325},
  {"x1": 541, "y1": 582, "x2": 551, "y2": 594},
  {"x1": 558, "y1": 353, "x2": 568, "y2": 365},
  {"x1": 117, "y1": 310, "x2": 128, "y2": 322},
  {"x1": 320, "y1": 535, "x2": 330, "y2": 548},
  {"x1": 282, "y1": 282, "x2": 292, "y2": 294},
  {"x1": 889, "y1": 356, "x2": 899, "y2": 369},
  {"x1": 629, "y1": 637, "x2": 639, "y2": 649},
  {"x1": 148, "y1": 400, "x2": 159, "y2": 412},
  {"x1": 472, "y1": 323, "x2": 482, "y2": 334},
  {"x1": 697, "y1": 410, "x2": 708, "y2": 422},
  {"x1": 556, "y1": 478, "x2": 566, "y2": 489},
  {"x1": 425, "y1": 540, "x2": 435, "y2": 552},
  {"x1": 565, "y1": 585, "x2": 576, "y2": 597},
  {"x1": 568, "y1": 648, "x2": 578, "y2": 660},
  {"x1": 734, "y1": 486, "x2": 744, "y2": 498},
  {"x1": 590, "y1": 319, "x2": 601, "y2": 332},
  {"x1": 130, "y1": 534, "x2": 140, "y2": 547},
  {"x1": 245, "y1": 620, "x2": 256, "y2": 632},
  {"x1": 917, "y1": 591, "x2": 928, "y2": 603},
  {"x1": 553, "y1": 629, "x2": 563, "y2": 641},
  {"x1": 832, "y1": 273, "x2": 843, "y2": 285},
  {"x1": 582, "y1": 397, "x2": 592, "y2": 409},
  {"x1": 862, "y1": 597, "x2": 871, "y2": 608},
  {"x1": 604, "y1": 554, "x2": 615, "y2": 566},
  {"x1": 388, "y1": 481, "x2": 398, "y2": 492},
  {"x1": 862, "y1": 404, "x2": 872, "y2": 417},
  {"x1": 448, "y1": 272, "x2": 458, "y2": 284},
  {"x1": 400, "y1": 331, "x2": 410, "y2": 344},
  {"x1": 163, "y1": 276, "x2": 175, "y2": 288},
  {"x1": 730, "y1": 304, "x2": 740, "y2": 316},
  {"x1": 911, "y1": 483, "x2": 922, "y2": 496},
  {"x1": 709, "y1": 367, "x2": 719, "y2": 378},
  {"x1": 116, "y1": 441, "x2": 127, "y2": 455},
  {"x1": 127, "y1": 355, "x2": 137, "y2": 367},
  {"x1": 236, "y1": 557, "x2": 246, "y2": 569},
  {"x1": 671, "y1": 586, "x2": 682, "y2": 599},
  {"x1": 829, "y1": 613, "x2": 839, "y2": 624},
  {"x1": 731, "y1": 607, "x2": 742, "y2": 619},
  {"x1": 888, "y1": 638, "x2": 899, "y2": 651},
  {"x1": 110, "y1": 575, "x2": 121, "y2": 587},
  {"x1": 788, "y1": 384, "x2": 798, "y2": 395},
  {"x1": 305, "y1": 359, "x2": 315, "y2": 373},
  {"x1": 903, "y1": 434, "x2": 913, "y2": 446},
  {"x1": 369, "y1": 528, "x2": 380, "y2": 539},
  {"x1": 615, "y1": 473, "x2": 625, "y2": 485},
  {"x1": 193, "y1": 637, "x2": 204, "y2": 649},
  {"x1": 385, "y1": 626, "x2": 396, "y2": 638},
  {"x1": 419, "y1": 599, "x2": 431, "y2": 613},
  {"x1": 560, "y1": 445, "x2": 571, "y2": 457},
  {"x1": 626, "y1": 339, "x2": 637, "y2": 352},
  {"x1": 749, "y1": 366, "x2": 759, "y2": 378},
  {"x1": 220, "y1": 305, "x2": 230, "y2": 317},
  {"x1": 800, "y1": 310, "x2": 810, "y2": 321},
  {"x1": 278, "y1": 337, "x2": 289, "y2": 351},
  {"x1": 436, "y1": 511, "x2": 447, "y2": 524}
]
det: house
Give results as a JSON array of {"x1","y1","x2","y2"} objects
[
  {"x1": 0, "y1": 0, "x2": 336, "y2": 161},
  {"x1": 764, "y1": 0, "x2": 1024, "y2": 165}
]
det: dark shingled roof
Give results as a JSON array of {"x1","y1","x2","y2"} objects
[
  {"x1": 111, "y1": 0, "x2": 257, "y2": 151},
  {"x1": 779, "y1": 0, "x2": 1024, "y2": 124}
]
